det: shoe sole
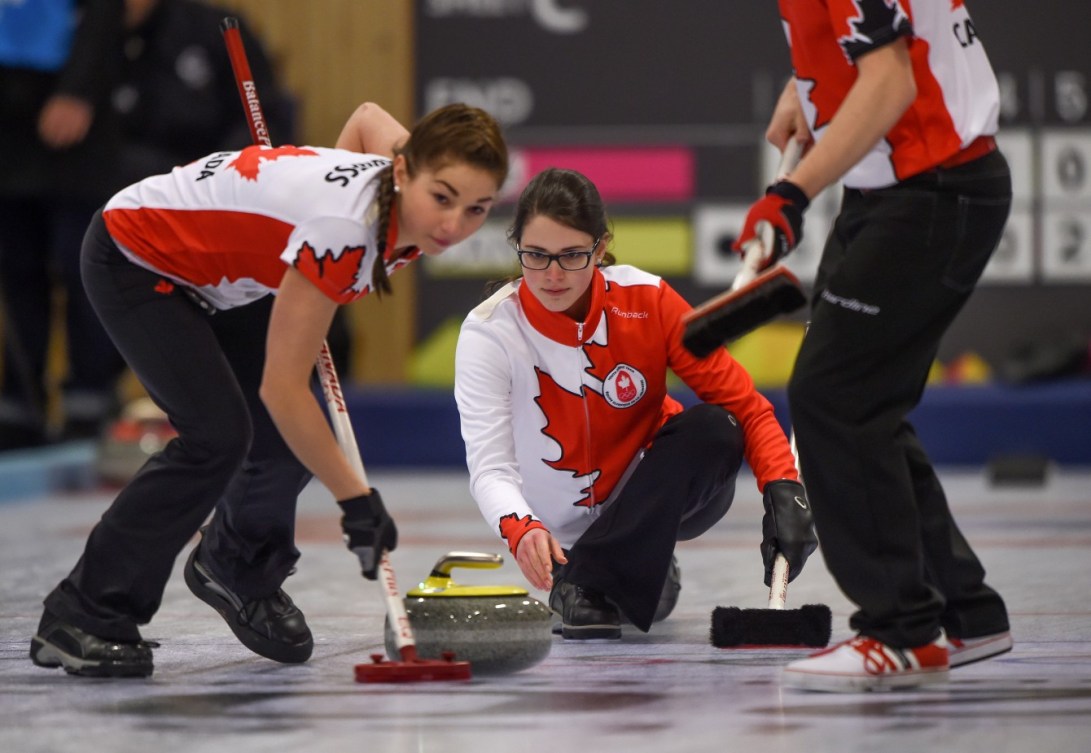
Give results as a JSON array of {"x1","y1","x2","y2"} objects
[
  {"x1": 782, "y1": 666, "x2": 949, "y2": 692},
  {"x1": 30, "y1": 636, "x2": 152, "y2": 678},
  {"x1": 560, "y1": 624, "x2": 622, "y2": 640},
  {"x1": 949, "y1": 633, "x2": 1014, "y2": 668},
  {"x1": 184, "y1": 547, "x2": 313, "y2": 664}
]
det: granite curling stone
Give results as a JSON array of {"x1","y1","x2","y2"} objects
[{"x1": 384, "y1": 551, "x2": 552, "y2": 675}]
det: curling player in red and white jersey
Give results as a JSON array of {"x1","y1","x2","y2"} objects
[
  {"x1": 732, "y1": 0, "x2": 1014, "y2": 691},
  {"x1": 455, "y1": 168, "x2": 819, "y2": 641},
  {"x1": 30, "y1": 102, "x2": 508, "y2": 678}
]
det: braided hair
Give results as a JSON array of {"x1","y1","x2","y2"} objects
[{"x1": 370, "y1": 165, "x2": 396, "y2": 297}]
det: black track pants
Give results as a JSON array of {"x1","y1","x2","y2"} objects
[
  {"x1": 787, "y1": 152, "x2": 1012, "y2": 647},
  {"x1": 563, "y1": 403, "x2": 745, "y2": 632},
  {"x1": 43, "y1": 211, "x2": 311, "y2": 641}
]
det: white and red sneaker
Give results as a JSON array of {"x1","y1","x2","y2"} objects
[
  {"x1": 783, "y1": 634, "x2": 950, "y2": 692},
  {"x1": 948, "y1": 630, "x2": 1013, "y2": 668}
]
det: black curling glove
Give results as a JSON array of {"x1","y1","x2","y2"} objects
[
  {"x1": 338, "y1": 489, "x2": 398, "y2": 580},
  {"x1": 761, "y1": 479, "x2": 818, "y2": 586}
]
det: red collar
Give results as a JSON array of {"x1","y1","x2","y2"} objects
[{"x1": 518, "y1": 269, "x2": 606, "y2": 346}]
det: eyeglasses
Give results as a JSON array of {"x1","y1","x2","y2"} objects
[{"x1": 516, "y1": 238, "x2": 601, "y2": 271}]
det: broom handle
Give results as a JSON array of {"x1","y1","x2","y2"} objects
[
  {"x1": 744, "y1": 140, "x2": 802, "y2": 611},
  {"x1": 769, "y1": 429, "x2": 803, "y2": 610},
  {"x1": 221, "y1": 17, "x2": 419, "y2": 659},
  {"x1": 733, "y1": 139, "x2": 804, "y2": 292},
  {"x1": 768, "y1": 554, "x2": 790, "y2": 610},
  {"x1": 220, "y1": 17, "x2": 272, "y2": 147},
  {"x1": 316, "y1": 344, "x2": 419, "y2": 658}
]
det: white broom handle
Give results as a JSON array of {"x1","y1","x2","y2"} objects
[
  {"x1": 769, "y1": 553, "x2": 790, "y2": 611},
  {"x1": 734, "y1": 139, "x2": 805, "y2": 292},
  {"x1": 768, "y1": 429, "x2": 803, "y2": 610},
  {"x1": 763, "y1": 224, "x2": 807, "y2": 612},
  {"x1": 315, "y1": 342, "x2": 417, "y2": 654}
]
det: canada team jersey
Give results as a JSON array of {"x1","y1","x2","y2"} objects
[
  {"x1": 455, "y1": 265, "x2": 799, "y2": 553},
  {"x1": 102, "y1": 145, "x2": 419, "y2": 310},
  {"x1": 781, "y1": 0, "x2": 1000, "y2": 188}
]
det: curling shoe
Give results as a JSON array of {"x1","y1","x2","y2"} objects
[
  {"x1": 184, "y1": 542, "x2": 313, "y2": 663},
  {"x1": 30, "y1": 611, "x2": 155, "y2": 678},
  {"x1": 782, "y1": 633, "x2": 949, "y2": 692},
  {"x1": 948, "y1": 630, "x2": 1013, "y2": 668},
  {"x1": 549, "y1": 580, "x2": 621, "y2": 640}
]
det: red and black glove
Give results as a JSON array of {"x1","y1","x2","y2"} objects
[{"x1": 733, "y1": 180, "x2": 810, "y2": 270}]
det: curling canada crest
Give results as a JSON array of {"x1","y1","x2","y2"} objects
[{"x1": 603, "y1": 364, "x2": 646, "y2": 408}]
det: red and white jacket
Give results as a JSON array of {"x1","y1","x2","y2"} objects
[
  {"x1": 103, "y1": 145, "x2": 418, "y2": 309},
  {"x1": 454, "y1": 264, "x2": 799, "y2": 554},
  {"x1": 782, "y1": 0, "x2": 1000, "y2": 188}
]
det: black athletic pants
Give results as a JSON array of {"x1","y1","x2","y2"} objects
[
  {"x1": 562, "y1": 403, "x2": 745, "y2": 632},
  {"x1": 43, "y1": 211, "x2": 311, "y2": 642},
  {"x1": 787, "y1": 150, "x2": 1013, "y2": 648}
]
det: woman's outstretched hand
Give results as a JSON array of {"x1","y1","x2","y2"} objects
[{"x1": 515, "y1": 528, "x2": 567, "y2": 591}]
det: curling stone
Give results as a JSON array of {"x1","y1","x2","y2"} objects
[{"x1": 384, "y1": 551, "x2": 552, "y2": 675}]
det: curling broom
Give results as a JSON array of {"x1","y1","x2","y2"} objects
[
  {"x1": 220, "y1": 17, "x2": 471, "y2": 682},
  {"x1": 682, "y1": 140, "x2": 807, "y2": 358},
  {"x1": 710, "y1": 554, "x2": 832, "y2": 648},
  {"x1": 710, "y1": 435, "x2": 832, "y2": 648}
]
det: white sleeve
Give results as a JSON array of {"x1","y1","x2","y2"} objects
[{"x1": 454, "y1": 321, "x2": 539, "y2": 541}]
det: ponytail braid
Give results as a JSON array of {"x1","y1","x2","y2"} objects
[{"x1": 370, "y1": 164, "x2": 396, "y2": 298}]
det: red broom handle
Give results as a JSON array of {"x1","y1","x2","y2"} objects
[
  {"x1": 219, "y1": 16, "x2": 422, "y2": 661},
  {"x1": 220, "y1": 17, "x2": 272, "y2": 147}
]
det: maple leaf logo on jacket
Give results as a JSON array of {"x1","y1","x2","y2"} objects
[
  {"x1": 292, "y1": 242, "x2": 369, "y2": 303},
  {"x1": 229, "y1": 145, "x2": 319, "y2": 181},
  {"x1": 535, "y1": 369, "x2": 605, "y2": 508}
]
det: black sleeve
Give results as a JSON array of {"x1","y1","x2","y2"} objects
[
  {"x1": 55, "y1": 0, "x2": 124, "y2": 105},
  {"x1": 839, "y1": 0, "x2": 914, "y2": 63}
]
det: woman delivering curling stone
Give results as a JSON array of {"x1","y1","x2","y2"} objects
[
  {"x1": 30, "y1": 102, "x2": 509, "y2": 677},
  {"x1": 454, "y1": 168, "x2": 817, "y2": 640}
]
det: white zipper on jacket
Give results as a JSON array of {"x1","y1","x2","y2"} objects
[{"x1": 576, "y1": 320, "x2": 598, "y2": 513}]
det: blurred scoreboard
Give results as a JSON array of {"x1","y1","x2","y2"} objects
[{"x1": 415, "y1": 0, "x2": 1091, "y2": 288}]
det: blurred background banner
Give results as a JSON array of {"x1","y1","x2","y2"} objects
[
  {"x1": 413, "y1": 0, "x2": 1091, "y2": 388},
  {"x1": 49, "y1": 0, "x2": 1089, "y2": 389},
  {"x1": 1, "y1": 1, "x2": 1088, "y2": 475}
]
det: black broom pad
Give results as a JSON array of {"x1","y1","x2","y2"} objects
[
  {"x1": 682, "y1": 272, "x2": 807, "y2": 358},
  {"x1": 711, "y1": 604, "x2": 832, "y2": 648}
]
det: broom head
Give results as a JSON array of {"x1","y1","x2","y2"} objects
[
  {"x1": 355, "y1": 647, "x2": 472, "y2": 683},
  {"x1": 711, "y1": 603, "x2": 832, "y2": 649},
  {"x1": 682, "y1": 266, "x2": 806, "y2": 358}
]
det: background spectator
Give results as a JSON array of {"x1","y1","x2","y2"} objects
[{"x1": 0, "y1": 0, "x2": 126, "y2": 449}]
